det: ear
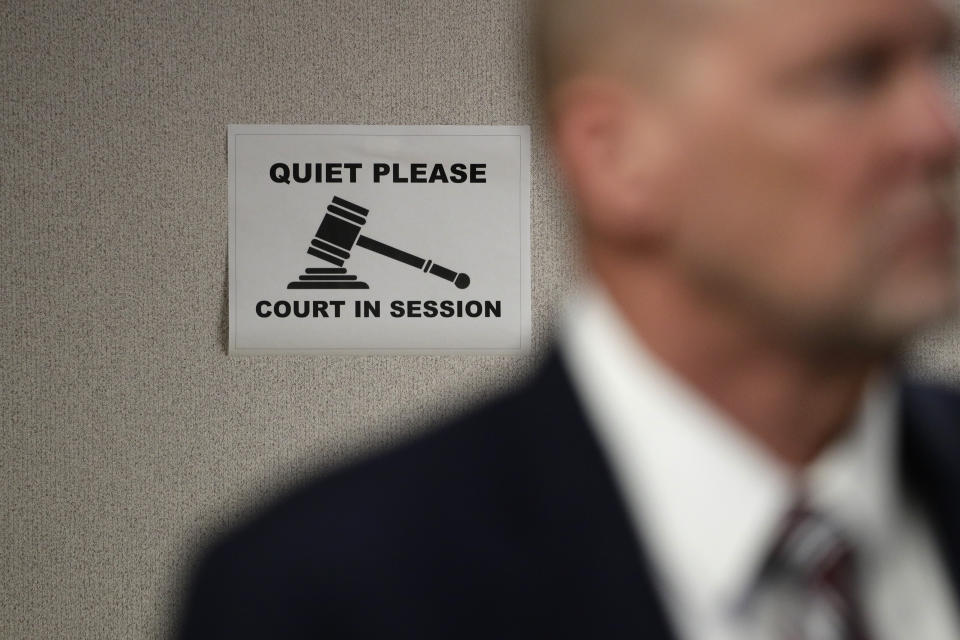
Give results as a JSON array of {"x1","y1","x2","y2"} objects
[{"x1": 550, "y1": 77, "x2": 670, "y2": 242}]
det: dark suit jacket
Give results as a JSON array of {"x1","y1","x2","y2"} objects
[{"x1": 178, "y1": 352, "x2": 960, "y2": 639}]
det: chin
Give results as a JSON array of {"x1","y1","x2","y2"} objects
[{"x1": 860, "y1": 276, "x2": 960, "y2": 349}]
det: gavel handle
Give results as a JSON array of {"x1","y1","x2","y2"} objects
[{"x1": 355, "y1": 234, "x2": 470, "y2": 289}]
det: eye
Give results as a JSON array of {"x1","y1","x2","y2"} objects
[{"x1": 822, "y1": 47, "x2": 892, "y2": 95}]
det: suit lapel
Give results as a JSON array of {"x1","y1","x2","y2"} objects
[
  {"x1": 900, "y1": 382, "x2": 960, "y2": 608},
  {"x1": 517, "y1": 352, "x2": 679, "y2": 639}
]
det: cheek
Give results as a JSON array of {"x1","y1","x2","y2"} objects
[
  {"x1": 670, "y1": 105, "x2": 877, "y2": 297},
  {"x1": 790, "y1": 142, "x2": 870, "y2": 246},
  {"x1": 794, "y1": 133, "x2": 884, "y2": 287}
]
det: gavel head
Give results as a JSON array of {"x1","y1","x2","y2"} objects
[{"x1": 307, "y1": 196, "x2": 369, "y2": 266}]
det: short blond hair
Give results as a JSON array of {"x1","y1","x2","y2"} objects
[{"x1": 532, "y1": 0, "x2": 706, "y2": 106}]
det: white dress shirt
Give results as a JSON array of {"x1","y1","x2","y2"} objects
[{"x1": 558, "y1": 285, "x2": 960, "y2": 640}]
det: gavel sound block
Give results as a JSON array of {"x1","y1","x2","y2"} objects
[{"x1": 287, "y1": 196, "x2": 471, "y2": 290}]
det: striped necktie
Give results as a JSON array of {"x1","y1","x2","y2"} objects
[{"x1": 764, "y1": 499, "x2": 872, "y2": 640}]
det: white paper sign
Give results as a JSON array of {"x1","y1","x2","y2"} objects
[{"x1": 228, "y1": 125, "x2": 530, "y2": 354}]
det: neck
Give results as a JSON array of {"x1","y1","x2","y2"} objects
[{"x1": 589, "y1": 250, "x2": 888, "y2": 469}]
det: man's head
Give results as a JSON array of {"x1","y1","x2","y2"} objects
[{"x1": 537, "y1": 0, "x2": 960, "y2": 356}]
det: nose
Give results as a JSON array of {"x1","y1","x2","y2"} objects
[{"x1": 897, "y1": 61, "x2": 960, "y2": 169}]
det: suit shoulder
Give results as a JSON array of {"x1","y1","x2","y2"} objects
[
  {"x1": 901, "y1": 378, "x2": 960, "y2": 466},
  {"x1": 193, "y1": 360, "x2": 559, "y2": 573},
  {"x1": 178, "y1": 354, "x2": 583, "y2": 639},
  {"x1": 902, "y1": 378, "x2": 960, "y2": 426}
]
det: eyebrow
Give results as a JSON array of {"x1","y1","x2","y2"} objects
[{"x1": 776, "y1": 6, "x2": 959, "y2": 86}]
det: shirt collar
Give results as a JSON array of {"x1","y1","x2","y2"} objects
[
  {"x1": 803, "y1": 369, "x2": 900, "y2": 555},
  {"x1": 558, "y1": 283, "x2": 900, "y2": 622}
]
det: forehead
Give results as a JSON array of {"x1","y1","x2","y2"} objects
[{"x1": 707, "y1": 0, "x2": 955, "y2": 59}]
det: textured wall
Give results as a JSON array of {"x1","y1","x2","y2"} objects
[{"x1": 1, "y1": 1, "x2": 957, "y2": 639}]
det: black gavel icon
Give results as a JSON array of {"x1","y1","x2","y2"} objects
[{"x1": 306, "y1": 196, "x2": 470, "y2": 289}]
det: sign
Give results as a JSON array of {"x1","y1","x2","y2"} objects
[{"x1": 228, "y1": 125, "x2": 531, "y2": 354}]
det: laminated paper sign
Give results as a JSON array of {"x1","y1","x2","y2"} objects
[{"x1": 228, "y1": 124, "x2": 531, "y2": 354}]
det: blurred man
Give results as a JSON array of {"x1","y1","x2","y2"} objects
[{"x1": 180, "y1": 0, "x2": 960, "y2": 638}]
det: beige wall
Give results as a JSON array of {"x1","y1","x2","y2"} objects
[{"x1": 2, "y1": 2, "x2": 958, "y2": 638}]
